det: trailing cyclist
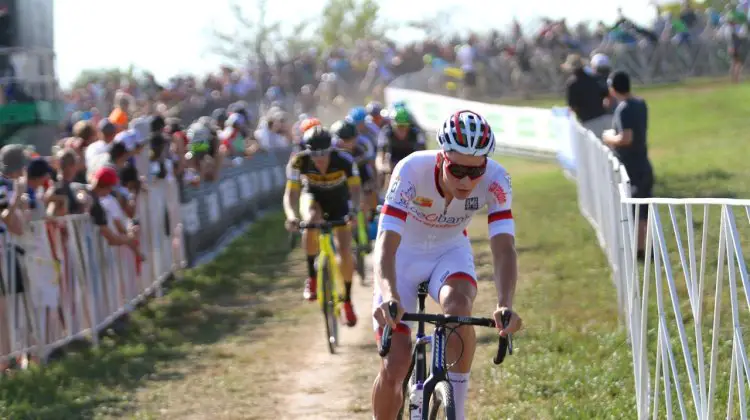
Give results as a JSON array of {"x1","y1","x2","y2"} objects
[
  {"x1": 346, "y1": 106, "x2": 380, "y2": 149},
  {"x1": 365, "y1": 101, "x2": 388, "y2": 129},
  {"x1": 283, "y1": 126, "x2": 361, "y2": 327},
  {"x1": 292, "y1": 116, "x2": 322, "y2": 153},
  {"x1": 375, "y1": 107, "x2": 426, "y2": 192},
  {"x1": 371, "y1": 110, "x2": 524, "y2": 420},
  {"x1": 331, "y1": 119, "x2": 378, "y2": 220},
  {"x1": 391, "y1": 100, "x2": 423, "y2": 131}
]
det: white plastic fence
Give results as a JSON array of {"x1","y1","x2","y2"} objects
[
  {"x1": 0, "y1": 178, "x2": 186, "y2": 364},
  {"x1": 573, "y1": 121, "x2": 750, "y2": 419}
]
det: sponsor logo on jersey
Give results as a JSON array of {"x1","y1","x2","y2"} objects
[
  {"x1": 413, "y1": 196, "x2": 433, "y2": 207},
  {"x1": 489, "y1": 181, "x2": 507, "y2": 205},
  {"x1": 408, "y1": 204, "x2": 472, "y2": 227},
  {"x1": 398, "y1": 181, "x2": 417, "y2": 206},
  {"x1": 304, "y1": 170, "x2": 347, "y2": 188},
  {"x1": 385, "y1": 176, "x2": 400, "y2": 202},
  {"x1": 464, "y1": 197, "x2": 479, "y2": 210}
]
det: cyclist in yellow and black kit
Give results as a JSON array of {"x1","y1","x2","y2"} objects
[{"x1": 283, "y1": 126, "x2": 361, "y2": 326}]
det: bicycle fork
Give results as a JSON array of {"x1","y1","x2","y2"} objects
[{"x1": 408, "y1": 282, "x2": 431, "y2": 419}]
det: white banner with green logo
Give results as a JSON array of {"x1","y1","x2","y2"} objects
[{"x1": 384, "y1": 87, "x2": 574, "y2": 157}]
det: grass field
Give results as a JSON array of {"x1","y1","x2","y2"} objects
[{"x1": 1, "y1": 80, "x2": 748, "y2": 419}]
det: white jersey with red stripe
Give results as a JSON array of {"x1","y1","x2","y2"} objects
[{"x1": 378, "y1": 150, "x2": 514, "y2": 253}]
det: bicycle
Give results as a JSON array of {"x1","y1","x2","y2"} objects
[
  {"x1": 298, "y1": 219, "x2": 349, "y2": 354},
  {"x1": 379, "y1": 283, "x2": 513, "y2": 420},
  {"x1": 353, "y1": 209, "x2": 370, "y2": 286}
]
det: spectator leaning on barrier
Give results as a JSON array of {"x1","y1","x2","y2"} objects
[
  {"x1": 0, "y1": 145, "x2": 29, "y2": 373},
  {"x1": 74, "y1": 166, "x2": 139, "y2": 253},
  {"x1": 0, "y1": 144, "x2": 29, "y2": 236},
  {"x1": 25, "y1": 159, "x2": 54, "y2": 221},
  {"x1": 46, "y1": 149, "x2": 83, "y2": 217},
  {"x1": 563, "y1": 54, "x2": 612, "y2": 139},
  {"x1": 602, "y1": 70, "x2": 653, "y2": 262}
]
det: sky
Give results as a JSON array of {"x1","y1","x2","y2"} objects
[{"x1": 54, "y1": 0, "x2": 659, "y2": 88}]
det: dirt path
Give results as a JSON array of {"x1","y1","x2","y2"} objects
[
  {"x1": 111, "y1": 257, "x2": 378, "y2": 420},
  {"x1": 279, "y1": 260, "x2": 377, "y2": 419}
]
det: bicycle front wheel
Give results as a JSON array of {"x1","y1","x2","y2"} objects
[
  {"x1": 319, "y1": 255, "x2": 338, "y2": 354},
  {"x1": 428, "y1": 381, "x2": 456, "y2": 420},
  {"x1": 356, "y1": 246, "x2": 366, "y2": 286}
]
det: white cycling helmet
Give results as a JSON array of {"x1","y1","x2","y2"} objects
[{"x1": 436, "y1": 110, "x2": 495, "y2": 156}]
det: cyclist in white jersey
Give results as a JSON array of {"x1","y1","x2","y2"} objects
[{"x1": 371, "y1": 110, "x2": 523, "y2": 420}]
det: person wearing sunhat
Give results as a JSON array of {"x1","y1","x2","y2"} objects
[
  {"x1": 563, "y1": 53, "x2": 611, "y2": 138},
  {"x1": 590, "y1": 52, "x2": 617, "y2": 113}
]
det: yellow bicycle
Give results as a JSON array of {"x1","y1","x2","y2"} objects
[
  {"x1": 353, "y1": 209, "x2": 370, "y2": 286},
  {"x1": 298, "y1": 219, "x2": 348, "y2": 354}
]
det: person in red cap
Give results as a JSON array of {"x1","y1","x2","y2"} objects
[{"x1": 75, "y1": 166, "x2": 139, "y2": 253}]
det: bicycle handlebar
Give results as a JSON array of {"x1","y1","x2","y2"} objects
[
  {"x1": 378, "y1": 302, "x2": 513, "y2": 365},
  {"x1": 297, "y1": 219, "x2": 349, "y2": 230}
]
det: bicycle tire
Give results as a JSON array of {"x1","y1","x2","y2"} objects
[
  {"x1": 356, "y1": 246, "x2": 366, "y2": 286},
  {"x1": 398, "y1": 346, "x2": 418, "y2": 418},
  {"x1": 288, "y1": 231, "x2": 297, "y2": 250},
  {"x1": 428, "y1": 381, "x2": 456, "y2": 420},
  {"x1": 319, "y1": 256, "x2": 337, "y2": 354}
]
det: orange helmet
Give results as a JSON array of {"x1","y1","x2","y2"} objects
[{"x1": 299, "y1": 117, "x2": 321, "y2": 133}]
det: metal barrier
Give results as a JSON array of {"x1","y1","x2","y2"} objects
[
  {"x1": 572, "y1": 122, "x2": 750, "y2": 419},
  {"x1": 179, "y1": 148, "x2": 291, "y2": 265},
  {"x1": 390, "y1": 39, "x2": 745, "y2": 98},
  {"x1": 0, "y1": 178, "x2": 186, "y2": 364}
]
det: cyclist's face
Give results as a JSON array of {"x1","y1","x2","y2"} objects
[
  {"x1": 339, "y1": 137, "x2": 355, "y2": 150},
  {"x1": 311, "y1": 151, "x2": 330, "y2": 171},
  {"x1": 394, "y1": 124, "x2": 409, "y2": 139},
  {"x1": 441, "y1": 151, "x2": 486, "y2": 199}
]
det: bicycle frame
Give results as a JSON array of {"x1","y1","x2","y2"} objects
[
  {"x1": 315, "y1": 227, "x2": 344, "y2": 312},
  {"x1": 356, "y1": 210, "x2": 368, "y2": 246},
  {"x1": 409, "y1": 281, "x2": 450, "y2": 419}
]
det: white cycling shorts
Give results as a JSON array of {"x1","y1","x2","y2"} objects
[{"x1": 372, "y1": 240, "x2": 477, "y2": 334}]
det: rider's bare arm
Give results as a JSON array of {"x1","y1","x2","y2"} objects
[
  {"x1": 283, "y1": 156, "x2": 303, "y2": 220},
  {"x1": 374, "y1": 229, "x2": 401, "y2": 301},
  {"x1": 486, "y1": 172, "x2": 516, "y2": 308},
  {"x1": 344, "y1": 153, "x2": 363, "y2": 210},
  {"x1": 491, "y1": 234, "x2": 517, "y2": 308}
]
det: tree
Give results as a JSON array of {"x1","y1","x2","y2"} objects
[
  {"x1": 210, "y1": 0, "x2": 282, "y2": 64},
  {"x1": 71, "y1": 65, "x2": 138, "y2": 89},
  {"x1": 210, "y1": 0, "x2": 386, "y2": 63},
  {"x1": 405, "y1": 8, "x2": 458, "y2": 41},
  {"x1": 318, "y1": 0, "x2": 383, "y2": 49},
  {"x1": 271, "y1": 21, "x2": 317, "y2": 59}
]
